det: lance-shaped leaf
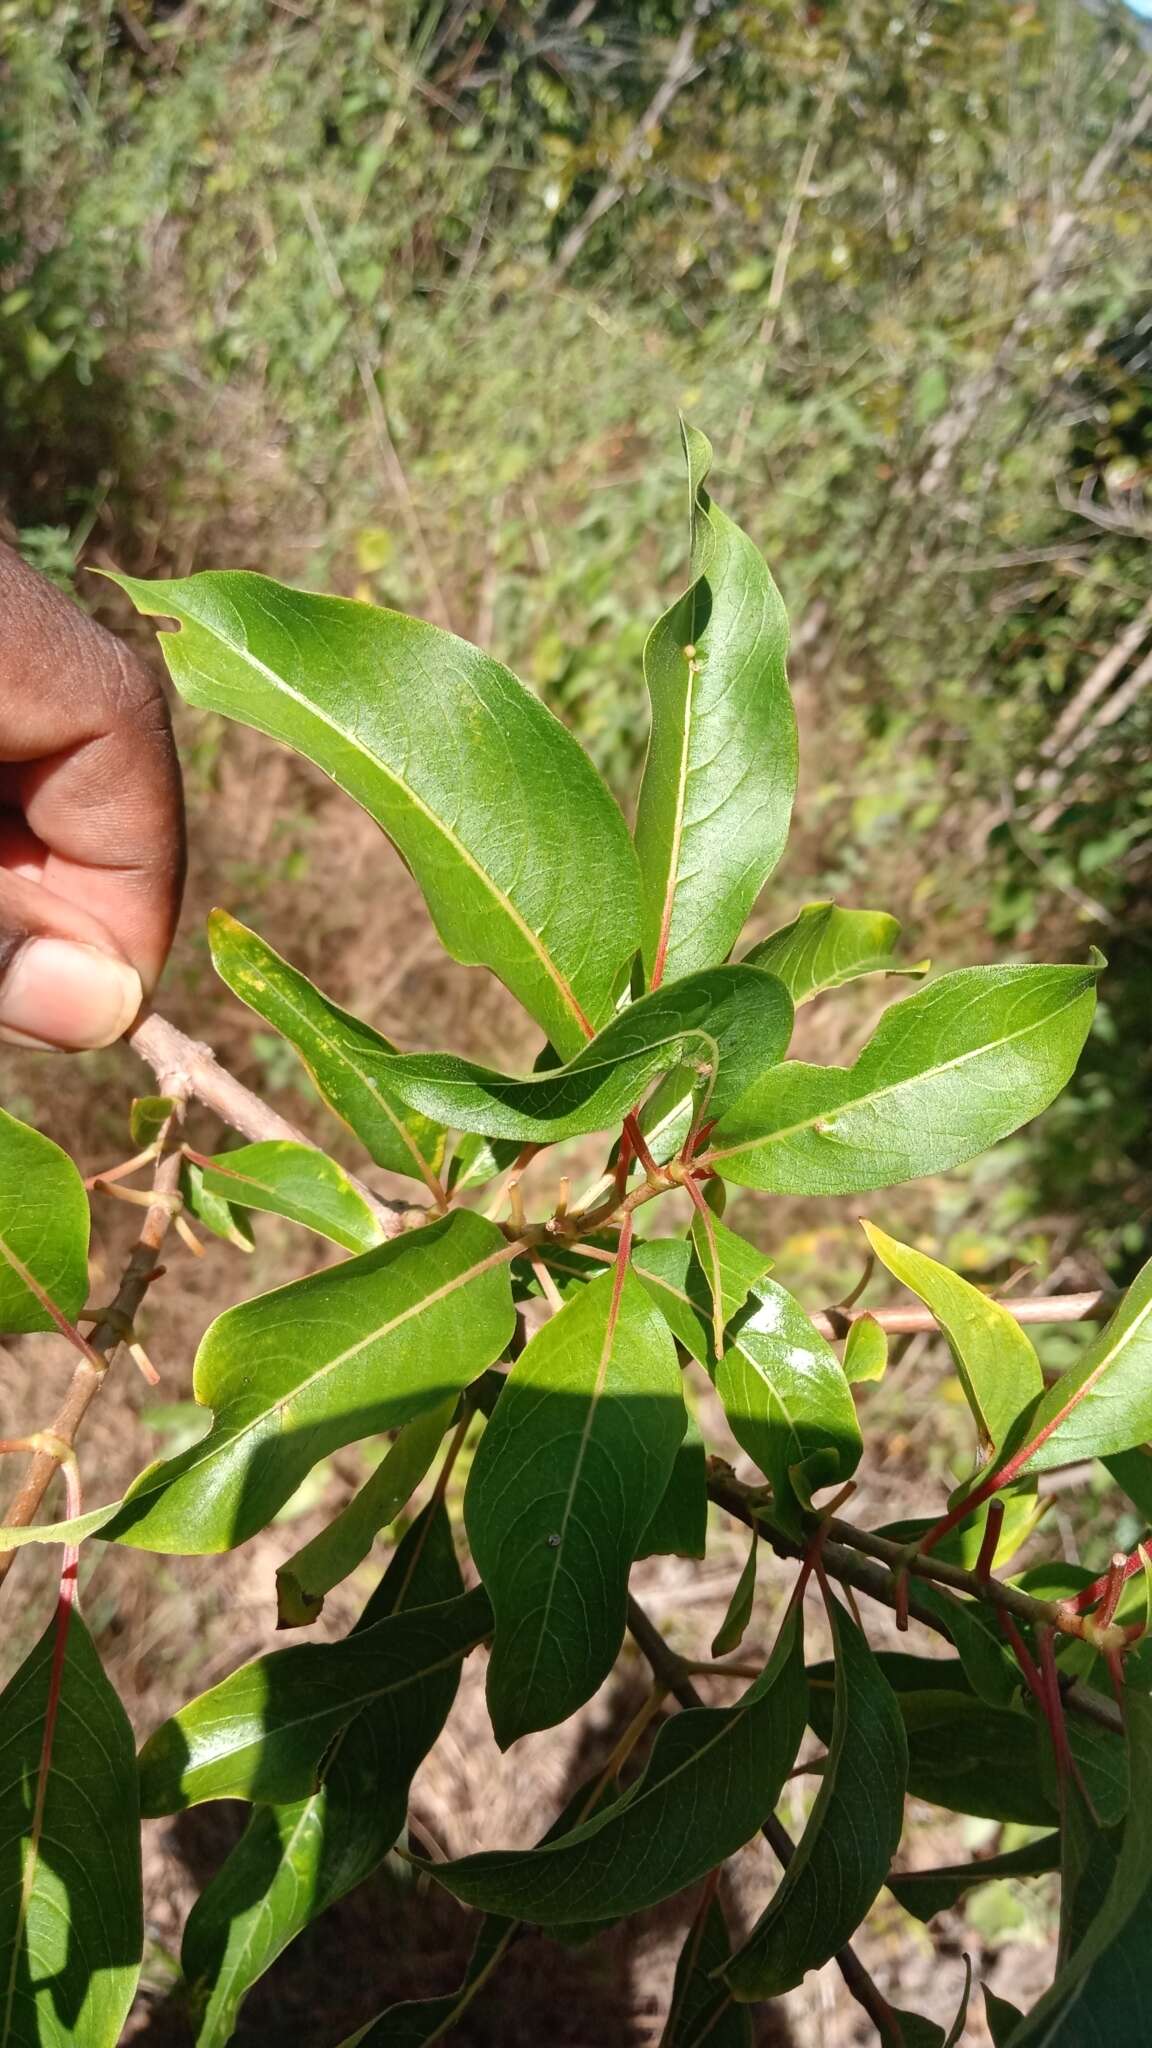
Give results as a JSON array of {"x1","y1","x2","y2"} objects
[
  {"x1": 636, "y1": 1242, "x2": 861, "y2": 1537},
  {"x1": 138, "y1": 1583, "x2": 491, "y2": 1811},
  {"x1": 115, "y1": 571, "x2": 641, "y2": 1061},
  {"x1": 104, "y1": 1210, "x2": 514, "y2": 1554},
  {"x1": 887, "y1": 1834, "x2": 1059, "y2": 1922},
  {"x1": 276, "y1": 1397, "x2": 456, "y2": 1626},
  {"x1": 984, "y1": 1987, "x2": 1025, "y2": 2045},
  {"x1": 725, "y1": 1599, "x2": 907, "y2": 1999},
  {"x1": 637, "y1": 1411, "x2": 708, "y2": 1560},
  {"x1": 465, "y1": 1266, "x2": 684, "y2": 1745},
  {"x1": 707, "y1": 962, "x2": 1099, "y2": 1196},
  {"x1": 181, "y1": 1159, "x2": 254, "y2": 1251},
  {"x1": 634, "y1": 421, "x2": 795, "y2": 985},
  {"x1": 1006, "y1": 1696, "x2": 1152, "y2": 2045},
  {"x1": 209, "y1": 912, "x2": 447, "y2": 1189},
  {"x1": 711, "y1": 1528, "x2": 758, "y2": 1657},
  {"x1": 431, "y1": 1609, "x2": 806, "y2": 1920},
  {"x1": 0, "y1": 1613, "x2": 142, "y2": 2048},
  {"x1": 0, "y1": 1104, "x2": 89, "y2": 1333},
  {"x1": 1010, "y1": 1250, "x2": 1152, "y2": 1470},
  {"x1": 688, "y1": 1212, "x2": 772, "y2": 1334},
  {"x1": 181, "y1": 1505, "x2": 464, "y2": 2048},
  {"x1": 662, "y1": 1897, "x2": 752, "y2": 2048},
  {"x1": 863, "y1": 1222, "x2": 1043, "y2": 1454},
  {"x1": 370, "y1": 965, "x2": 793, "y2": 1143},
  {"x1": 197, "y1": 1141, "x2": 384, "y2": 1253},
  {"x1": 742, "y1": 901, "x2": 926, "y2": 1004}
]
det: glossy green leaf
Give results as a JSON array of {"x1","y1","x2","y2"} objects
[
  {"x1": 887, "y1": 1834, "x2": 1059, "y2": 1921},
  {"x1": 181, "y1": 1504, "x2": 464, "y2": 2048},
  {"x1": 276, "y1": 1396, "x2": 456, "y2": 1625},
  {"x1": 465, "y1": 1266, "x2": 684, "y2": 1745},
  {"x1": 116, "y1": 571, "x2": 642, "y2": 1060},
  {"x1": 637, "y1": 1243, "x2": 861, "y2": 1537},
  {"x1": 711, "y1": 1529, "x2": 758, "y2": 1657},
  {"x1": 842, "y1": 1312, "x2": 888, "y2": 1384},
  {"x1": 371, "y1": 965, "x2": 793, "y2": 1142},
  {"x1": 104, "y1": 1210, "x2": 514, "y2": 1553},
  {"x1": 447, "y1": 1129, "x2": 521, "y2": 1193},
  {"x1": 1012, "y1": 1251, "x2": 1152, "y2": 1470},
  {"x1": 726, "y1": 1599, "x2": 907, "y2": 1998},
  {"x1": 209, "y1": 912, "x2": 448, "y2": 1188},
  {"x1": 661, "y1": 1898, "x2": 752, "y2": 2048},
  {"x1": 634, "y1": 421, "x2": 795, "y2": 985},
  {"x1": 911, "y1": 1583, "x2": 1018, "y2": 1706},
  {"x1": 0, "y1": 1613, "x2": 142, "y2": 2048},
  {"x1": 431, "y1": 1609, "x2": 806, "y2": 1919},
  {"x1": 742, "y1": 900, "x2": 926, "y2": 1004},
  {"x1": 198, "y1": 1140, "x2": 384, "y2": 1252},
  {"x1": 708, "y1": 963, "x2": 1099, "y2": 1196},
  {"x1": 138, "y1": 1583, "x2": 490, "y2": 1811},
  {"x1": 1007, "y1": 1696, "x2": 1152, "y2": 2045},
  {"x1": 638, "y1": 1410, "x2": 708, "y2": 1559},
  {"x1": 688, "y1": 1213, "x2": 772, "y2": 1332},
  {"x1": 0, "y1": 1104, "x2": 89, "y2": 1333},
  {"x1": 863, "y1": 1222, "x2": 1043, "y2": 1452}
]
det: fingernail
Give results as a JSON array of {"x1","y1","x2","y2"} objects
[{"x1": 0, "y1": 940, "x2": 143, "y2": 1051}]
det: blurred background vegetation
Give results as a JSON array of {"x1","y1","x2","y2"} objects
[
  {"x1": 1, "y1": 6, "x2": 1150, "y2": 2035},
  {"x1": 4, "y1": 0, "x2": 1149, "y2": 1300}
]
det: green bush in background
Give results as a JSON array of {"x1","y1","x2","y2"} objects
[{"x1": 2, "y1": 0, "x2": 1149, "y2": 1267}]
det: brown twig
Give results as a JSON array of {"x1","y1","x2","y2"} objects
[
  {"x1": 0, "y1": 1132, "x2": 185, "y2": 1591},
  {"x1": 129, "y1": 1011, "x2": 419, "y2": 1238},
  {"x1": 704, "y1": 1467, "x2": 1123, "y2": 1737}
]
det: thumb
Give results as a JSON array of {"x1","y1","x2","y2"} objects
[{"x1": 0, "y1": 868, "x2": 143, "y2": 1052}]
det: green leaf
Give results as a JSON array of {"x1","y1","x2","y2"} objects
[
  {"x1": 688, "y1": 1213, "x2": 772, "y2": 1332},
  {"x1": 708, "y1": 963, "x2": 1099, "y2": 1195},
  {"x1": 634, "y1": 422, "x2": 795, "y2": 985},
  {"x1": 984, "y1": 1986, "x2": 1025, "y2": 2045},
  {"x1": 0, "y1": 1613, "x2": 142, "y2": 2048},
  {"x1": 370, "y1": 965, "x2": 793, "y2": 1143},
  {"x1": 129, "y1": 1095, "x2": 174, "y2": 1147},
  {"x1": 181, "y1": 1504, "x2": 464, "y2": 2048},
  {"x1": 430, "y1": 1609, "x2": 806, "y2": 1920},
  {"x1": 742, "y1": 901, "x2": 926, "y2": 1004},
  {"x1": 138, "y1": 1583, "x2": 490, "y2": 1811},
  {"x1": 887, "y1": 1834, "x2": 1060, "y2": 1921},
  {"x1": 810, "y1": 1656, "x2": 1057, "y2": 1825},
  {"x1": 180, "y1": 1160, "x2": 254, "y2": 1252},
  {"x1": 911, "y1": 1583, "x2": 1019, "y2": 1707},
  {"x1": 0, "y1": 1104, "x2": 89, "y2": 1333},
  {"x1": 116, "y1": 572, "x2": 642, "y2": 1060},
  {"x1": 275, "y1": 1396, "x2": 456, "y2": 1625},
  {"x1": 636, "y1": 1244, "x2": 861, "y2": 1537},
  {"x1": 465, "y1": 1266, "x2": 684, "y2": 1745},
  {"x1": 209, "y1": 912, "x2": 448, "y2": 1189},
  {"x1": 1006, "y1": 1695, "x2": 1152, "y2": 2045},
  {"x1": 198, "y1": 1140, "x2": 384, "y2": 1252},
  {"x1": 661, "y1": 1898, "x2": 752, "y2": 2047},
  {"x1": 447, "y1": 1130, "x2": 521, "y2": 1193},
  {"x1": 862, "y1": 1222, "x2": 1043, "y2": 1453},
  {"x1": 842, "y1": 1312, "x2": 888, "y2": 1384},
  {"x1": 1011, "y1": 1251, "x2": 1152, "y2": 1470},
  {"x1": 105, "y1": 1210, "x2": 514, "y2": 1553},
  {"x1": 725, "y1": 1599, "x2": 907, "y2": 1998},
  {"x1": 711, "y1": 1529, "x2": 758, "y2": 1657},
  {"x1": 638, "y1": 1410, "x2": 708, "y2": 1559}
]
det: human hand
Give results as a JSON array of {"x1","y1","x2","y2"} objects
[{"x1": 0, "y1": 543, "x2": 185, "y2": 1051}]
